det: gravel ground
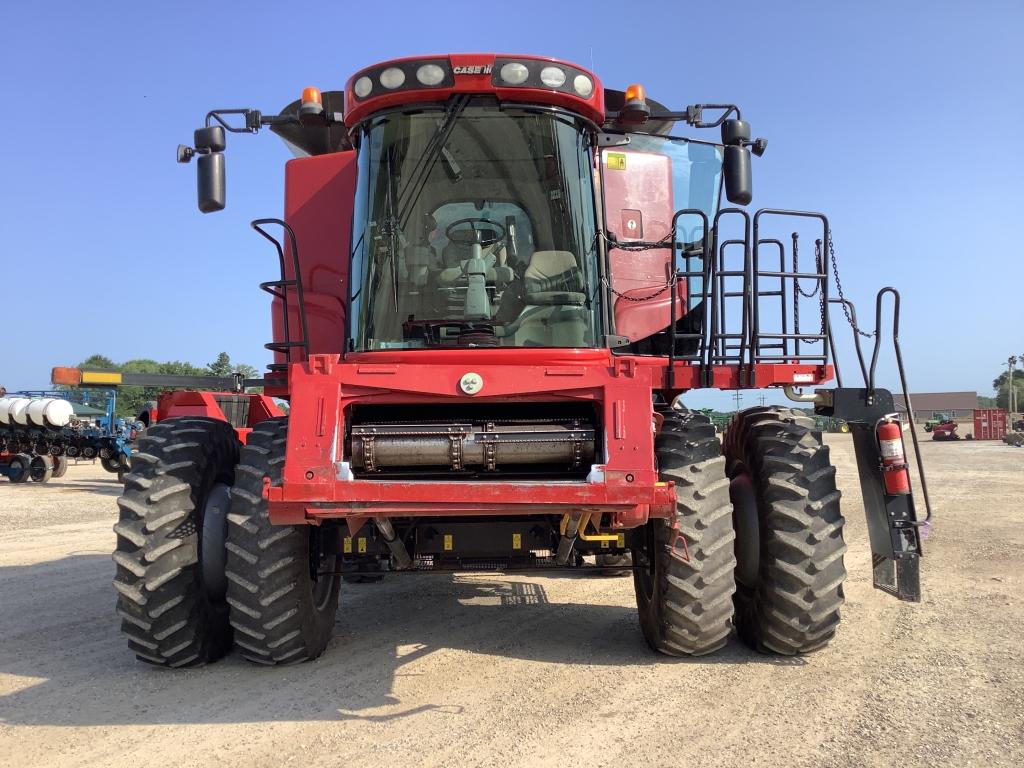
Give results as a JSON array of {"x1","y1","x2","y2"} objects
[{"x1": 1, "y1": 437, "x2": 1022, "y2": 768}]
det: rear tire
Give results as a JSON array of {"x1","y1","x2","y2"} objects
[
  {"x1": 595, "y1": 552, "x2": 632, "y2": 576},
  {"x1": 101, "y1": 454, "x2": 128, "y2": 474},
  {"x1": 30, "y1": 455, "x2": 54, "y2": 483},
  {"x1": 51, "y1": 455, "x2": 69, "y2": 478},
  {"x1": 724, "y1": 407, "x2": 846, "y2": 655},
  {"x1": 225, "y1": 418, "x2": 341, "y2": 665},
  {"x1": 112, "y1": 417, "x2": 239, "y2": 667},
  {"x1": 343, "y1": 573, "x2": 385, "y2": 584},
  {"x1": 633, "y1": 411, "x2": 736, "y2": 656}
]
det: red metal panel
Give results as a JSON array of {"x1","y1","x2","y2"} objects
[
  {"x1": 278, "y1": 152, "x2": 357, "y2": 371},
  {"x1": 601, "y1": 148, "x2": 686, "y2": 342},
  {"x1": 156, "y1": 391, "x2": 284, "y2": 444},
  {"x1": 972, "y1": 408, "x2": 1007, "y2": 440},
  {"x1": 264, "y1": 350, "x2": 835, "y2": 528}
]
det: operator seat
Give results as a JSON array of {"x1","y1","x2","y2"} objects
[{"x1": 513, "y1": 250, "x2": 588, "y2": 346}]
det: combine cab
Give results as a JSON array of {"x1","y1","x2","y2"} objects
[{"x1": 58, "y1": 53, "x2": 932, "y2": 667}]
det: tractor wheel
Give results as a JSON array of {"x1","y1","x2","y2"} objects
[
  {"x1": 343, "y1": 573, "x2": 385, "y2": 584},
  {"x1": 724, "y1": 407, "x2": 846, "y2": 655},
  {"x1": 112, "y1": 417, "x2": 239, "y2": 667},
  {"x1": 101, "y1": 455, "x2": 125, "y2": 474},
  {"x1": 29, "y1": 455, "x2": 54, "y2": 483},
  {"x1": 595, "y1": 552, "x2": 632, "y2": 576},
  {"x1": 7, "y1": 454, "x2": 32, "y2": 483},
  {"x1": 225, "y1": 418, "x2": 341, "y2": 665},
  {"x1": 633, "y1": 411, "x2": 736, "y2": 656},
  {"x1": 51, "y1": 455, "x2": 69, "y2": 479}
]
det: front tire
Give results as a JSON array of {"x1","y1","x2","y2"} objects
[
  {"x1": 724, "y1": 407, "x2": 846, "y2": 655},
  {"x1": 225, "y1": 418, "x2": 341, "y2": 665},
  {"x1": 633, "y1": 411, "x2": 736, "y2": 656},
  {"x1": 112, "y1": 417, "x2": 239, "y2": 666},
  {"x1": 6, "y1": 454, "x2": 31, "y2": 483}
]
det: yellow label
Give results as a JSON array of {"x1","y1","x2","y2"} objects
[
  {"x1": 617, "y1": 533, "x2": 626, "y2": 548},
  {"x1": 343, "y1": 537, "x2": 352, "y2": 554},
  {"x1": 357, "y1": 538, "x2": 367, "y2": 554},
  {"x1": 443, "y1": 534, "x2": 453, "y2": 551},
  {"x1": 606, "y1": 152, "x2": 627, "y2": 170},
  {"x1": 512, "y1": 533, "x2": 522, "y2": 550},
  {"x1": 80, "y1": 371, "x2": 123, "y2": 385}
]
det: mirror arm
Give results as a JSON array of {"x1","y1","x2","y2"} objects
[
  {"x1": 204, "y1": 107, "x2": 343, "y2": 133},
  {"x1": 641, "y1": 104, "x2": 742, "y2": 128}
]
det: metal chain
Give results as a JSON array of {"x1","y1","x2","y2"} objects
[
  {"x1": 597, "y1": 230, "x2": 674, "y2": 252},
  {"x1": 793, "y1": 234, "x2": 821, "y2": 298},
  {"x1": 597, "y1": 230, "x2": 679, "y2": 302},
  {"x1": 828, "y1": 232, "x2": 874, "y2": 338},
  {"x1": 601, "y1": 272, "x2": 676, "y2": 302}
]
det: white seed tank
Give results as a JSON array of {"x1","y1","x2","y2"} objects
[
  {"x1": 0, "y1": 397, "x2": 12, "y2": 424},
  {"x1": 8, "y1": 398, "x2": 32, "y2": 425},
  {"x1": 27, "y1": 398, "x2": 75, "y2": 428}
]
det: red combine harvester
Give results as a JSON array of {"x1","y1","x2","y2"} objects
[{"x1": 55, "y1": 53, "x2": 932, "y2": 667}]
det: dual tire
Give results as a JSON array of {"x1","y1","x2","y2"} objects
[
  {"x1": 635, "y1": 407, "x2": 847, "y2": 657},
  {"x1": 112, "y1": 417, "x2": 340, "y2": 667}
]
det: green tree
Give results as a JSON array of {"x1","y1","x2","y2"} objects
[
  {"x1": 207, "y1": 352, "x2": 258, "y2": 380},
  {"x1": 80, "y1": 354, "x2": 117, "y2": 370},
  {"x1": 991, "y1": 370, "x2": 1024, "y2": 411}
]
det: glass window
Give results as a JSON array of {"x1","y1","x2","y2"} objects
[
  {"x1": 620, "y1": 134, "x2": 724, "y2": 245},
  {"x1": 350, "y1": 103, "x2": 601, "y2": 350}
]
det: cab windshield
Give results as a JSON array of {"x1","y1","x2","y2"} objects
[{"x1": 350, "y1": 102, "x2": 601, "y2": 350}]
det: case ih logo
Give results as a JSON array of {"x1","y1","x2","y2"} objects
[{"x1": 452, "y1": 65, "x2": 492, "y2": 75}]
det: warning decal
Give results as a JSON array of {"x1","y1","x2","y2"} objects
[{"x1": 606, "y1": 152, "x2": 627, "y2": 170}]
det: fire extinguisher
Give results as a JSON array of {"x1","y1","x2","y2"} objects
[{"x1": 877, "y1": 418, "x2": 911, "y2": 496}]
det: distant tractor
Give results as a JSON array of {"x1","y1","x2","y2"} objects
[
  {"x1": 923, "y1": 413, "x2": 954, "y2": 432},
  {"x1": 55, "y1": 53, "x2": 930, "y2": 668},
  {"x1": 928, "y1": 418, "x2": 961, "y2": 441}
]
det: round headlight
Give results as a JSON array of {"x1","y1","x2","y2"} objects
[
  {"x1": 539, "y1": 66, "x2": 566, "y2": 88},
  {"x1": 500, "y1": 62, "x2": 529, "y2": 85},
  {"x1": 416, "y1": 63, "x2": 445, "y2": 86},
  {"x1": 379, "y1": 67, "x2": 406, "y2": 89},
  {"x1": 573, "y1": 74, "x2": 594, "y2": 97},
  {"x1": 353, "y1": 76, "x2": 373, "y2": 99}
]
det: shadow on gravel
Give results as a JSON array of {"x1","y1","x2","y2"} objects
[
  {"x1": 0, "y1": 553, "x2": 802, "y2": 727},
  {"x1": 0, "y1": 481, "x2": 123, "y2": 496}
]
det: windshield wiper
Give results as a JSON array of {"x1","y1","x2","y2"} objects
[
  {"x1": 376, "y1": 95, "x2": 470, "y2": 311},
  {"x1": 395, "y1": 94, "x2": 470, "y2": 231},
  {"x1": 377, "y1": 149, "x2": 402, "y2": 310}
]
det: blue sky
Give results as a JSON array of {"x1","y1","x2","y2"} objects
[{"x1": 2, "y1": 1, "x2": 1021, "y2": 408}]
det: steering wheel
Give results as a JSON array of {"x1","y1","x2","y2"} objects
[{"x1": 445, "y1": 217, "x2": 506, "y2": 247}]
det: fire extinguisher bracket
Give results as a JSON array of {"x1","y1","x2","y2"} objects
[{"x1": 813, "y1": 387, "x2": 924, "y2": 602}]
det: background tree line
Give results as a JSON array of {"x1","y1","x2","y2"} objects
[
  {"x1": 991, "y1": 368, "x2": 1023, "y2": 411},
  {"x1": 68, "y1": 352, "x2": 260, "y2": 418}
]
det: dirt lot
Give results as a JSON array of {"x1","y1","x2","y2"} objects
[{"x1": 1, "y1": 438, "x2": 1022, "y2": 768}]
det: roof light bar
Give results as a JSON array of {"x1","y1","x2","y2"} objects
[
  {"x1": 349, "y1": 59, "x2": 454, "y2": 102},
  {"x1": 492, "y1": 58, "x2": 594, "y2": 100}
]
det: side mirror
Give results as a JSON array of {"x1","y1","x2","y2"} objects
[
  {"x1": 197, "y1": 152, "x2": 226, "y2": 213},
  {"x1": 723, "y1": 145, "x2": 752, "y2": 206},
  {"x1": 722, "y1": 119, "x2": 753, "y2": 205},
  {"x1": 194, "y1": 125, "x2": 226, "y2": 152}
]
